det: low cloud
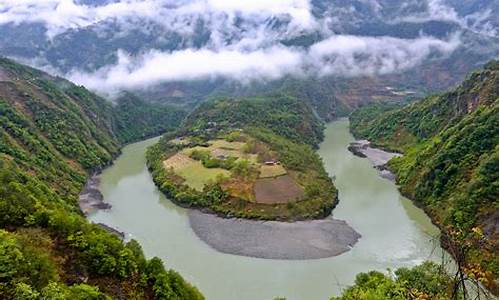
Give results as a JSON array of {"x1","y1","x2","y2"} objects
[
  {"x1": 68, "y1": 46, "x2": 304, "y2": 91},
  {"x1": 0, "y1": 0, "x2": 475, "y2": 93},
  {"x1": 0, "y1": 0, "x2": 315, "y2": 38},
  {"x1": 68, "y1": 34, "x2": 460, "y2": 93},
  {"x1": 395, "y1": 0, "x2": 498, "y2": 37},
  {"x1": 308, "y1": 34, "x2": 461, "y2": 77}
]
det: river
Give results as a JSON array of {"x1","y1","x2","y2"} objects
[{"x1": 89, "y1": 119, "x2": 447, "y2": 300}]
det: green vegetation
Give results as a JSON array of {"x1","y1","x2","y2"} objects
[
  {"x1": 0, "y1": 57, "x2": 203, "y2": 299},
  {"x1": 175, "y1": 159, "x2": 231, "y2": 191},
  {"x1": 147, "y1": 95, "x2": 337, "y2": 221},
  {"x1": 349, "y1": 61, "x2": 499, "y2": 292},
  {"x1": 181, "y1": 94, "x2": 325, "y2": 147},
  {"x1": 113, "y1": 92, "x2": 187, "y2": 144},
  {"x1": 331, "y1": 262, "x2": 457, "y2": 300}
]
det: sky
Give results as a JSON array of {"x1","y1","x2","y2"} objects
[{"x1": 0, "y1": 0, "x2": 496, "y2": 92}]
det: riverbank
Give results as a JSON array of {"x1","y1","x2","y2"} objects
[
  {"x1": 78, "y1": 173, "x2": 110, "y2": 215},
  {"x1": 348, "y1": 140, "x2": 401, "y2": 181},
  {"x1": 87, "y1": 121, "x2": 446, "y2": 300},
  {"x1": 188, "y1": 210, "x2": 360, "y2": 260}
]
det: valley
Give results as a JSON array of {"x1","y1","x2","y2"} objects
[
  {"x1": 88, "y1": 119, "x2": 447, "y2": 300},
  {"x1": 0, "y1": 56, "x2": 497, "y2": 299},
  {"x1": 0, "y1": 1, "x2": 498, "y2": 298}
]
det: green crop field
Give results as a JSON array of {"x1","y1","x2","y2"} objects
[{"x1": 176, "y1": 161, "x2": 231, "y2": 191}]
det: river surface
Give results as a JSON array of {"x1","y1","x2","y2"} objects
[{"x1": 89, "y1": 119, "x2": 446, "y2": 300}]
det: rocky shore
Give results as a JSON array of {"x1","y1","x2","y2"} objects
[
  {"x1": 78, "y1": 174, "x2": 111, "y2": 215},
  {"x1": 348, "y1": 140, "x2": 401, "y2": 181},
  {"x1": 188, "y1": 210, "x2": 361, "y2": 260}
]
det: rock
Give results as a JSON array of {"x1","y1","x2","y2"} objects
[{"x1": 78, "y1": 174, "x2": 112, "y2": 215}]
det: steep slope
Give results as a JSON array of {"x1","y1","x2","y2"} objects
[
  {"x1": 349, "y1": 61, "x2": 499, "y2": 292},
  {"x1": 113, "y1": 92, "x2": 187, "y2": 144},
  {"x1": 182, "y1": 94, "x2": 325, "y2": 147},
  {"x1": 0, "y1": 58, "x2": 203, "y2": 299}
]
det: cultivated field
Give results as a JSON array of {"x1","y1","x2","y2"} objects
[
  {"x1": 259, "y1": 164, "x2": 287, "y2": 178},
  {"x1": 254, "y1": 175, "x2": 304, "y2": 204},
  {"x1": 181, "y1": 140, "x2": 258, "y2": 163},
  {"x1": 176, "y1": 162, "x2": 230, "y2": 191},
  {"x1": 163, "y1": 153, "x2": 196, "y2": 171},
  {"x1": 163, "y1": 152, "x2": 230, "y2": 191}
]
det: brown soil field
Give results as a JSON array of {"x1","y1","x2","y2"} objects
[
  {"x1": 254, "y1": 175, "x2": 304, "y2": 204},
  {"x1": 221, "y1": 178, "x2": 255, "y2": 202},
  {"x1": 163, "y1": 153, "x2": 195, "y2": 171}
]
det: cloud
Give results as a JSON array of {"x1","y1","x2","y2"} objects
[
  {"x1": 0, "y1": 0, "x2": 472, "y2": 93},
  {"x1": 68, "y1": 34, "x2": 460, "y2": 93},
  {"x1": 68, "y1": 46, "x2": 304, "y2": 91},
  {"x1": 308, "y1": 34, "x2": 461, "y2": 77},
  {"x1": 0, "y1": 0, "x2": 315, "y2": 38},
  {"x1": 395, "y1": 0, "x2": 498, "y2": 37}
]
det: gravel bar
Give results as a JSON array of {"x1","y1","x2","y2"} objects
[{"x1": 188, "y1": 210, "x2": 361, "y2": 260}]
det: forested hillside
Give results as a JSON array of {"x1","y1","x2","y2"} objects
[
  {"x1": 182, "y1": 95, "x2": 325, "y2": 147},
  {"x1": 349, "y1": 61, "x2": 499, "y2": 292},
  {"x1": 113, "y1": 92, "x2": 187, "y2": 144},
  {"x1": 147, "y1": 95, "x2": 337, "y2": 221},
  {"x1": 0, "y1": 58, "x2": 202, "y2": 299}
]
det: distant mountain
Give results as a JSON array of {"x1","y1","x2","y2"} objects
[
  {"x1": 0, "y1": 0, "x2": 497, "y2": 118},
  {"x1": 350, "y1": 61, "x2": 499, "y2": 292}
]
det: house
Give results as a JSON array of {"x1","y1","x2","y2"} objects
[{"x1": 264, "y1": 160, "x2": 280, "y2": 166}]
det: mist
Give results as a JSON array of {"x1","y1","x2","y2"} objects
[{"x1": 0, "y1": 0, "x2": 492, "y2": 93}]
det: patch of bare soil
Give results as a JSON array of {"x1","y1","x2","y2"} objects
[{"x1": 254, "y1": 175, "x2": 304, "y2": 204}]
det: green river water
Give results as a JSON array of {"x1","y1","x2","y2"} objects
[{"x1": 89, "y1": 119, "x2": 447, "y2": 300}]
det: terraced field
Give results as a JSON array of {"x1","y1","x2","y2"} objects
[{"x1": 162, "y1": 137, "x2": 304, "y2": 203}]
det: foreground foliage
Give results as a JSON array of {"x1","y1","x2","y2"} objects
[
  {"x1": 0, "y1": 57, "x2": 203, "y2": 299},
  {"x1": 332, "y1": 262, "x2": 457, "y2": 300},
  {"x1": 349, "y1": 61, "x2": 499, "y2": 293}
]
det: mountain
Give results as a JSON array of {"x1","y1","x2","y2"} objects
[
  {"x1": 113, "y1": 92, "x2": 187, "y2": 144},
  {"x1": 0, "y1": 0, "x2": 497, "y2": 119},
  {"x1": 0, "y1": 57, "x2": 202, "y2": 299},
  {"x1": 181, "y1": 94, "x2": 325, "y2": 147},
  {"x1": 349, "y1": 61, "x2": 499, "y2": 292}
]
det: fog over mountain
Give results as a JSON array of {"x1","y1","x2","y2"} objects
[{"x1": 0, "y1": 0, "x2": 497, "y2": 95}]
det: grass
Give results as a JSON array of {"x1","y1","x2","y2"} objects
[
  {"x1": 163, "y1": 153, "x2": 196, "y2": 171},
  {"x1": 176, "y1": 161, "x2": 230, "y2": 191},
  {"x1": 181, "y1": 140, "x2": 258, "y2": 163},
  {"x1": 163, "y1": 153, "x2": 230, "y2": 191},
  {"x1": 259, "y1": 164, "x2": 287, "y2": 178},
  {"x1": 209, "y1": 139, "x2": 245, "y2": 150}
]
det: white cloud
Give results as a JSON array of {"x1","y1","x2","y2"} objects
[
  {"x1": 308, "y1": 34, "x2": 461, "y2": 77},
  {"x1": 68, "y1": 34, "x2": 460, "y2": 93},
  {"x1": 0, "y1": 0, "x2": 315, "y2": 38},
  {"x1": 395, "y1": 0, "x2": 498, "y2": 37},
  {"x1": 68, "y1": 46, "x2": 304, "y2": 92},
  {"x1": 0, "y1": 0, "x2": 473, "y2": 93}
]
